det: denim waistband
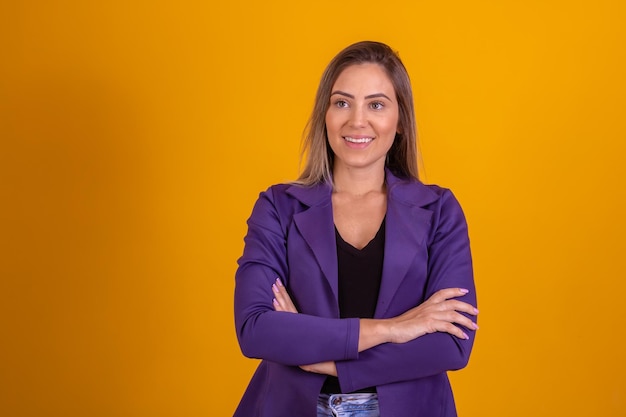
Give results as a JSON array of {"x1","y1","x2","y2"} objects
[{"x1": 317, "y1": 393, "x2": 379, "y2": 417}]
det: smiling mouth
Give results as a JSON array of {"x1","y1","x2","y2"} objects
[{"x1": 343, "y1": 136, "x2": 374, "y2": 144}]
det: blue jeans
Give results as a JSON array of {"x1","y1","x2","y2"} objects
[{"x1": 317, "y1": 393, "x2": 380, "y2": 417}]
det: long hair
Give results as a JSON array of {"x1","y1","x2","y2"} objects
[{"x1": 296, "y1": 41, "x2": 419, "y2": 186}]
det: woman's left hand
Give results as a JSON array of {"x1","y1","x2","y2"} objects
[
  {"x1": 300, "y1": 361, "x2": 337, "y2": 376},
  {"x1": 271, "y1": 278, "x2": 338, "y2": 377}
]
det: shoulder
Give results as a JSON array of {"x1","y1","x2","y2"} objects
[
  {"x1": 261, "y1": 183, "x2": 292, "y2": 202},
  {"x1": 259, "y1": 181, "x2": 332, "y2": 208},
  {"x1": 386, "y1": 172, "x2": 454, "y2": 208},
  {"x1": 386, "y1": 173, "x2": 467, "y2": 228},
  {"x1": 248, "y1": 181, "x2": 331, "y2": 225}
]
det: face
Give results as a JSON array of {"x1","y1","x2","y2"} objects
[{"x1": 325, "y1": 63, "x2": 399, "y2": 175}]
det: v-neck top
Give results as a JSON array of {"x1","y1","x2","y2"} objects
[
  {"x1": 322, "y1": 218, "x2": 385, "y2": 394},
  {"x1": 336, "y1": 218, "x2": 385, "y2": 319}
]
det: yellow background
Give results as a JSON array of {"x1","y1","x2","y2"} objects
[{"x1": 1, "y1": 1, "x2": 625, "y2": 416}]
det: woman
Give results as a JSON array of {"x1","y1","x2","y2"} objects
[{"x1": 234, "y1": 41, "x2": 478, "y2": 417}]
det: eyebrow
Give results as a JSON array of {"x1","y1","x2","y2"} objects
[{"x1": 330, "y1": 90, "x2": 393, "y2": 101}]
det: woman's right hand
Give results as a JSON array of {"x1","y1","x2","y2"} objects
[{"x1": 385, "y1": 288, "x2": 478, "y2": 343}]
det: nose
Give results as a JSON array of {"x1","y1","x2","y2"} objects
[{"x1": 348, "y1": 104, "x2": 367, "y2": 128}]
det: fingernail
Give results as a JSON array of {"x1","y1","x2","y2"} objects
[
  {"x1": 474, "y1": 308, "x2": 479, "y2": 314},
  {"x1": 272, "y1": 284, "x2": 279, "y2": 293},
  {"x1": 473, "y1": 323, "x2": 479, "y2": 330},
  {"x1": 272, "y1": 298, "x2": 279, "y2": 306},
  {"x1": 459, "y1": 288, "x2": 469, "y2": 294},
  {"x1": 463, "y1": 332, "x2": 469, "y2": 339},
  {"x1": 276, "y1": 278, "x2": 283, "y2": 287}
]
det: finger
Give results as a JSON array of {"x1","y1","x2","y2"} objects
[
  {"x1": 430, "y1": 309, "x2": 479, "y2": 331},
  {"x1": 272, "y1": 278, "x2": 298, "y2": 313},
  {"x1": 272, "y1": 278, "x2": 295, "y2": 309},
  {"x1": 450, "y1": 311, "x2": 479, "y2": 331},
  {"x1": 271, "y1": 283, "x2": 288, "y2": 311},
  {"x1": 277, "y1": 279, "x2": 298, "y2": 312},
  {"x1": 440, "y1": 300, "x2": 479, "y2": 316},
  {"x1": 428, "y1": 287, "x2": 471, "y2": 304},
  {"x1": 437, "y1": 321, "x2": 471, "y2": 340},
  {"x1": 272, "y1": 297, "x2": 285, "y2": 311},
  {"x1": 272, "y1": 294, "x2": 293, "y2": 312},
  {"x1": 271, "y1": 281, "x2": 287, "y2": 311}
]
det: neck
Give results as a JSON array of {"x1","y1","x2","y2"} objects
[{"x1": 332, "y1": 164, "x2": 386, "y2": 196}]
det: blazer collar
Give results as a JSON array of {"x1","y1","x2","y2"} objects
[
  {"x1": 384, "y1": 169, "x2": 439, "y2": 208},
  {"x1": 286, "y1": 170, "x2": 439, "y2": 317},
  {"x1": 285, "y1": 180, "x2": 332, "y2": 207}
]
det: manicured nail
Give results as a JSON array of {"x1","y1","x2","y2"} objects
[
  {"x1": 272, "y1": 284, "x2": 279, "y2": 293},
  {"x1": 474, "y1": 308, "x2": 479, "y2": 314},
  {"x1": 459, "y1": 288, "x2": 469, "y2": 294},
  {"x1": 473, "y1": 323, "x2": 479, "y2": 330},
  {"x1": 462, "y1": 332, "x2": 469, "y2": 340},
  {"x1": 276, "y1": 278, "x2": 284, "y2": 287},
  {"x1": 272, "y1": 298, "x2": 279, "y2": 306}
]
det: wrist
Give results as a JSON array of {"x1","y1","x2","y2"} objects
[{"x1": 358, "y1": 318, "x2": 391, "y2": 351}]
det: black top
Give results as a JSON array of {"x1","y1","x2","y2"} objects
[{"x1": 321, "y1": 218, "x2": 385, "y2": 394}]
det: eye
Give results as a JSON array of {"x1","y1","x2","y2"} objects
[
  {"x1": 370, "y1": 101, "x2": 384, "y2": 110},
  {"x1": 333, "y1": 99, "x2": 349, "y2": 108}
]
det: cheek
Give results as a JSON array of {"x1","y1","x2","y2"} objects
[
  {"x1": 325, "y1": 111, "x2": 337, "y2": 129},
  {"x1": 382, "y1": 119, "x2": 399, "y2": 138},
  {"x1": 386, "y1": 115, "x2": 400, "y2": 135},
  {"x1": 325, "y1": 114, "x2": 342, "y2": 138},
  {"x1": 324, "y1": 113, "x2": 332, "y2": 132}
]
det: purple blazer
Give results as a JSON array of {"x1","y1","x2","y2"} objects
[{"x1": 234, "y1": 170, "x2": 476, "y2": 417}]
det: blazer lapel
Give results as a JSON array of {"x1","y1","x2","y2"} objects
[
  {"x1": 288, "y1": 184, "x2": 339, "y2": 301},
  {"x1": 374, "y1": 172, "x2": 439, "y2": 318}
]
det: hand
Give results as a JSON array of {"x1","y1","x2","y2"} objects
[
  {"x1": 386, "y1": 288, "x2": 478, "y2": 343},
  {"x1": 300, "y1": 361, "x2": 337, "y2": 377},
  {"x1": 272, "y1": 278, "x2": 298, "y2": 313}
]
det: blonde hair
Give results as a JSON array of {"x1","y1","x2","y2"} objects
[{"x1": 296, "y1": 41, "x2": 419, "y2": 186}]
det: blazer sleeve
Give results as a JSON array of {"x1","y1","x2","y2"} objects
[
  {"x1": 335, "y1": 190, "x2": 477, "y2": 392},
  {"x1": 234, "y1": 186, "x2": 360, "y2": 366}
]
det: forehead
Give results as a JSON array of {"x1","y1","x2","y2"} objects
[{"x1": 332, "y1": 63, "x2": 395, "y2": 93}]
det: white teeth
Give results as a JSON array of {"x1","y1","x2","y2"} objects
[{"x1": 344, "y1": 137, "x2": 373, "y2": 143}]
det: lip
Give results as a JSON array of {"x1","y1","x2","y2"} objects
[
  {"x1": 342, "y1": 135, "x2": 374, "y2": 149},
  {"x1": 343, "y1": 136, "x2": 374, "y2": 143}
]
